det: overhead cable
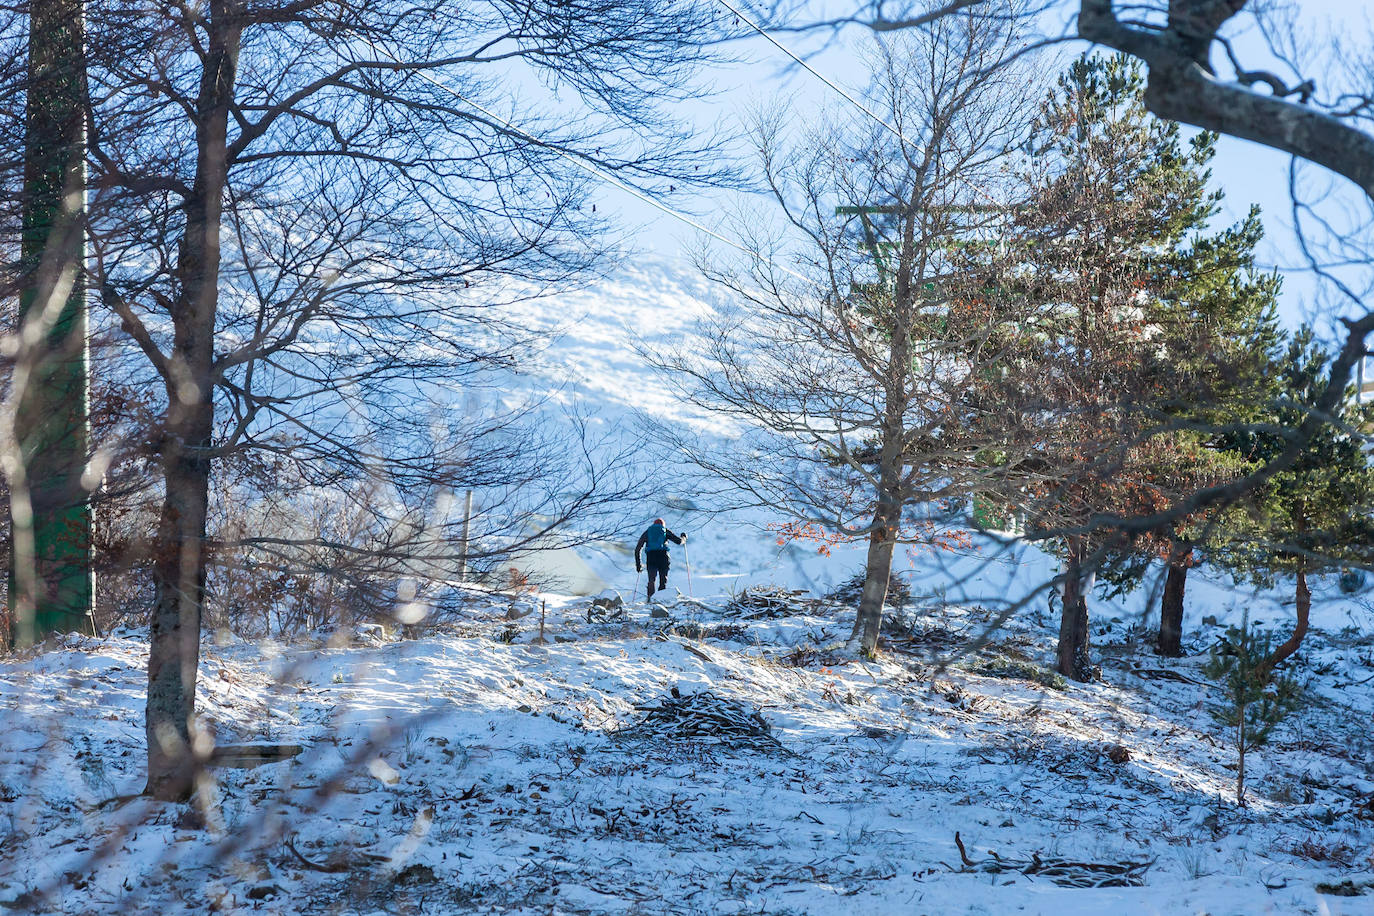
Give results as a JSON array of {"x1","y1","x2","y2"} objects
[
  {"x1": 715, "y1": 0, "x2": 1000, "y2": 207},
  {"x1": 351, "y1": 33, "x2": 811, "y2": 284}
]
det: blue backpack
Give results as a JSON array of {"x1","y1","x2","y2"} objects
[{"x1": 645, "y1": 523, "x2": 668, "y2": 551}]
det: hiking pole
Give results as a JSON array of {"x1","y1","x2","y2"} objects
[{"x1": 684, "y1": 541, "x2": 693, "y2": 597}]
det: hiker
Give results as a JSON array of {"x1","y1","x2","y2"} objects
[{"x1": 635, "y1": 517, "x2": 686, "y2": 602}]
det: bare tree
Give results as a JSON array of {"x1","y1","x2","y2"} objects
[
  {"x1": 70, "y1": 0, "x2": 729, "y2": 800},
  {"x1": 206, "y1": 401, "x2": 646, "y2": 632},
  {"x1": 655, "y1": 4, "x2": 1042, "y2": 655}
]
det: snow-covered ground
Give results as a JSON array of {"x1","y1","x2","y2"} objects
[
  {"x1": 491, "y1": 257, "x2": 815, "y2": 595},
  {"x1": 4, "y1": 259, "x2": 1374, "y2": 914},
  {"x1": 3, "y1": 584, "x2": 1373, "y2": 915}
]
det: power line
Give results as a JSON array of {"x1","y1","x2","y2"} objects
[
  {"x1": 715, "y1": 0, "x2": 905, "y2": 146},
  {"x1": 352, "y1": 33, "x2": 811, "y2": 284},
  {"x1": 716, "y1": 0, "x2": 999, "y2": 207}
]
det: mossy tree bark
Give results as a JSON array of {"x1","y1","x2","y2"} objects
[{"x1": 9, "y1": 0, "x2": 93, "y2": 648}]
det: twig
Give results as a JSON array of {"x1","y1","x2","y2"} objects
[
  {"x1": 286, "y1": 836, "x2": 349, "y2": 873},
  {"x1": 954, "y1": 831, "x2": 977, "y2": 867},
  {"x1": 680, "y1": 642, "x2": 713, "y2": 663}
]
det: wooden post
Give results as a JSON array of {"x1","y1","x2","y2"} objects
[{"x1": 457, "y1": 489, "x2": 473, "y2": 582}]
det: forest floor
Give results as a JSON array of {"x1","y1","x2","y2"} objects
[{"x1": 2, "y1": 587, "x2": 1373, "y2": 915}]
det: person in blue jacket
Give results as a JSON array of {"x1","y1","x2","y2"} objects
[{"x1": 635, "y1": 517, "x2": 686, "y2": 602}]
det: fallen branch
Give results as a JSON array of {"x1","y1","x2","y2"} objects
[
  {"x1": 287, "y1": 836, "x2": 389, "y2": 873},
  {"x1": 286, "y1": 837, "x2": 349, "y2": 873},
  {"x1": 1127, "y1": 665, "x2": 1216, "y2": 690},
  {"x1": 954, "y1": 831, "x2": 977, "y2": 867},
  {"x1": 1334, "y1": 670, "x2": 1374, "y2": 689},
  {"x1": 669, "y1": 594, "x2": 714, "y2": 612},
  {"x1": 680, "y1": 642, "x2": 713, "y2": 663},
  {"x1": 951, "y1": 832, "x2": 1152, "y2": 888},
  {"x1": 208, "y1": 744, "x2": 305, "y2": 768}
]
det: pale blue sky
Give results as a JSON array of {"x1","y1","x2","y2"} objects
[{"x1": 588, "y1": 0, "x2": 1371, "y2": 341}]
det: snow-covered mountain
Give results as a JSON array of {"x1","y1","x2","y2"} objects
[{"x1": 488, "y1": 255, "x2": 863, "y2": 598}]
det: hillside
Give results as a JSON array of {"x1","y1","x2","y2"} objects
[
  {"x1": 2, "y1": 588, "x2": 1372, "y2": 914},
  {"x1": 4, "y1": 260, "x2": 1374, "y2": 915},
  {"x1": 489, "y1": 255, "x2": 841, "y2": 597},
  {"x1": 493, "y1": 257, "x2": 1373, "y2": 639}
]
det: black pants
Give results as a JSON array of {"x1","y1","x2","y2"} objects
[{"x1": 645, "y1": 550, "x2": 669, "y2": 599}]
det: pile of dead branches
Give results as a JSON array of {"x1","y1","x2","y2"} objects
[
  {"x1": 777, "y1": 644, "x2": 846, "y2": 669},
  {"x1": 882, "y1": 620, "x2": 963, "y2": 652},
  {"x1": 953, "y1": 833, "x2": 1151, "y2": 888},
  {"x1": 659, "y1": 621, "x2": 751, "y2": 643},
  {"x1": 723, "y1": 586, "x2": 819, "y2": 619},
  {"x1": 826, "y1": 572, "x2": 913, "y2": 608},
  {"x1": 615, "y1": 689, "x2": 783, "y2": 752}
]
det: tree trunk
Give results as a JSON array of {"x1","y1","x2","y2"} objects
[
  {"x1": 850, "y1": 518, "x2": 897, "y2": 656},
  {"x1": 145, "y1": 426, "x2": 213, "y2": 800},
  {"x1": 9, "y1": 0, "x2": 93, "y2": 647},
  {"x1": 1157, "y1": 542, "x2": 1190, "y2": 657},
  {"x1": 844, "y1": 209, "x2": 919, "y2": 659},
  {"x1": 1256, "y1": 566, "x2": 1310, "y2": 683},
  {"x1": 1236, "y1": 706, "x2": 1247, "y2": 807},
  {"x1": 848, "y1": 424, "x2": 905, "y2": 656},
  {"x1": 144, "y1": 15, "x2": 240, "y2": 802},
  {"x1": 1056, "y1": 540, "x2": 1094, "y2": 681}
]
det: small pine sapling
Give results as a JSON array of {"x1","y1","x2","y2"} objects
[{"x1": 1203, "y1": 623, "x2": 1302, "y2": 807}]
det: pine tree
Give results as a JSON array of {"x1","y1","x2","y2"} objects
[
  {"x1": 1203, "y1": 622, "x2": 1302, "y2": 807},
  {"x1": 1099, "y1": 232, "x2": 1283, "y2": 658},
  {"x1": 1209, "y1": 330, "x2": 1374, "y2": 678},
  {"x1": 1005, "y1": 54, "x2": 1279, "y2": 678},
  {"x1": 1147, "y1": 219, "x2": 1282, "y2": 656}
]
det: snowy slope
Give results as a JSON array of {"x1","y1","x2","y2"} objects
[
  {"x1": 4, "y1": 258, "x2": 1374, "y2": 915},
  {"x1": 482, "y1": 256, "x2": 874, "y2": 597},
  {"x1": 2, "y1": 593, "x2": 1372, "y2": 914},
  {"x1": 485, "y1": 257, "x2": 1042, "y2": 599},
  {"x1": 488, "y1": 256, "x2": 1374, "y2": 637}
]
